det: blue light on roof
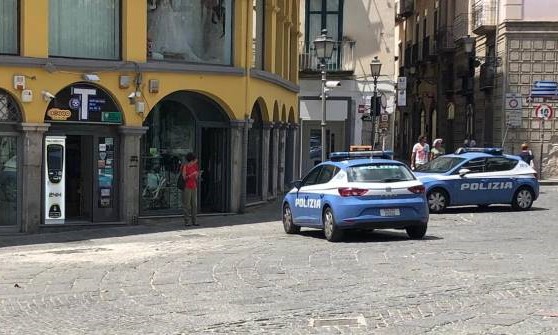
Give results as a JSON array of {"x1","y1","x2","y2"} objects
[
  {"x1": 329, "y1": 151, "x2": 394, "y2": 161},
  {"x1": 455, "y1": 147, "x2": 503, "y2": 155}
]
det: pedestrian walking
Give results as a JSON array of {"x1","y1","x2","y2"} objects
[
  {"x1": 411, "y1": 135, "x2": 430, "y2": 170},
  {"x1": 430, "y1": 138, "x2": 445, "y2": 161},
  {"x1": 182, "y1": 152, "x2": 200, "y2": 226},
  {"x1": 518, "y1": 143, "x2": 535, "y2": 167}
]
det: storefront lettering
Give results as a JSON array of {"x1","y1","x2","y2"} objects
[
  {"x1": 47, "y1": 108, "x2": 72, "y2": 121},
  {"x1": 71, "y1": 87, "x2": 96, "y2": 121}
]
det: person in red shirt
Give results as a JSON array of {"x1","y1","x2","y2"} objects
[{"x1": 182, "y1": 152, "x2": 200, "y2": 226}]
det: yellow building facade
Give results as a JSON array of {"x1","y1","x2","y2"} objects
[{"x1": 0, "y1": 0, "x2": 300, "y2": 232}]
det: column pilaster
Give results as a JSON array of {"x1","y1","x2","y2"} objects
[
  {"x1": 119, "y1": 126, "x2": 148, "y2": 225},
  {"x1": 19, "y1": 123, "x2": 50, "y2": 233}
]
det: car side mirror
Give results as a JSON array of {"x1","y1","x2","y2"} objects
[
  {"x1": 292, "y1": 180, "x2": 302, "y2": 189},
  {"x1": 458, "y1": 168, "x2": 471, "y2": 177}
]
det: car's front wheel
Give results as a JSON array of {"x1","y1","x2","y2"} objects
[
  {"x1": 323, "y1": 207, "x2": 343, "y2": 242},
  {"x1": 282, "y1": 204, "x2": 300, "y2": 234},
  {"x1": 511, "y1": 187, "x2": 534, "y2": 211},
  {"x1": 427, "y1": 189, "x2": 448, "y2": 213}
]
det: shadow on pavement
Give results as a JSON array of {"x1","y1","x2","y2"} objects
[
  {"x1": 298, "y1": 229, "x2": 442, "y2": 243},
  {"x1": 0, "y1": 198, "x2": 283, "y2": 249},
  {"x1": 435, "y1": 205, "x2": 548, "y2": 214}
]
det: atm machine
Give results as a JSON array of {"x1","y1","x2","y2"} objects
[{"x1": 44, "y1": 136, "x2": 66, "y2": 224}]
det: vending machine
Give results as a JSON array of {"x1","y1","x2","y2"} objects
[{"x1": 44, "y1": 136, "x2": 66, "y2": 224}]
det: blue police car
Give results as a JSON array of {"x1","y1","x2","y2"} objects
[
  {"x1": 282, "y1": 151, "x2": 429, "y2": 242},
  {"x1": 414, "y1": 148, "x2": 539, "y2": 213}
]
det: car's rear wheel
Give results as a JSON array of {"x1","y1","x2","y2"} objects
[
  {"x1": 323, "y1": 207, "x2": 343, "y2": 242},
  {"x1": 282, "y1": 204, "x2": 300, "y2": 234},
  {"x1": 406, "y1": 223, "x2": 427, "y2": 239},
  {"x1": 427, "y1": 189, "x2": 448, "y2": 213},
  {"x1": 511, "y1": 187, "x2": 534, "y2": 211}
]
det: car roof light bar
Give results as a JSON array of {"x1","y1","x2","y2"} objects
[
  {"x1": 329, "y1": 151, "x2": 394, "y2": 161},
  {"x1": 455, "y1": 147, "x2": 504, "y2": 155}
]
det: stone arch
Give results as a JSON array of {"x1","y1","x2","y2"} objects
[
  {"x1": 272, "y1": 101, "x2": 280, "y2": 122},
  {"x1": 252, "y1": 97, "x2": 270, "y2": 122},
  {"x1": 45, "y1": 82, "x2": 125, "y2": 124},
  {"x1": 247, "y1": 100, "x2": 265, "y2": 200},
  {"x1": 288, "y1": 107, "x2": 295, "y2": 123},
  {"x1": 140, "y1": 90, "x2": 231, "y2": 216}
]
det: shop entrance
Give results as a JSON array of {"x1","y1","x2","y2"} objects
[
  {"x1": 200, "y1": 127, "x2": 228, "y2": 213},
  {"x1": 45, "y1": 130, "x2": 119, "y2": 224}
]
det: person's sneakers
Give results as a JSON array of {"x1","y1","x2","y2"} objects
[{"x1": 192, "y1": 222, "x2": 200, "y2": 226}]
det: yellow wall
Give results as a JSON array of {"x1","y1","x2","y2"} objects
[{"x1": 2, "y1": 0, "x2": 299, "y2": 126}]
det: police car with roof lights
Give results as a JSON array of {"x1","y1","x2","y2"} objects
[
  {"x1": 413, "y1": 147, "x2": 539, "y2": 213},
  {"x1": 282, "y1": 151, "x2": 429, "y2": 242}
]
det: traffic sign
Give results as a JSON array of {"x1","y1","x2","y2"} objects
[
  {"x1": 534, "y1": 103, "x2": 554, "y2": 120},
  {"x1": 505, "y1": 93, "x2": 522, "y2": 110},
  {"x1": 531, "y1": 81, "x2": 558, "y2": 97}
]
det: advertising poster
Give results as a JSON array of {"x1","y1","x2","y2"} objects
[{"x1": 98, "y1": 137, "x2": 115, "y2": 208}]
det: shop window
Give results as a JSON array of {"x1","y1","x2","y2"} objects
[
  {"x1": 0, "y1": 92, "x2": 22, "y2": 122},
  {"x1": 141, "y1": 101, "x2": 196, "y2": 213},
  {"x1": 0, "y1": 0, "x2": 18, "y2": 55},
  {"x1": 49, "y1": 0, "x2": 120, "y2": 60},
  {"x1": 147, "y1": 0, "x2": 233, "y2": 65},
  {"x1": 305, "y1": 0, "x2": 343, "y2": 69}
]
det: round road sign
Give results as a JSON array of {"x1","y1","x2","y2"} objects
[{"x1": 535, "y1": 104, "x2": 554, "y2": 120}]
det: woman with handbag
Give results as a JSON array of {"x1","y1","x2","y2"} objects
[{"x1": 181, "y1": 152, "x2": 200, "y2": 226}]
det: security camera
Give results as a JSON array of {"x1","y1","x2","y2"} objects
[
  {"x1": 128, "y1": 91, "x2": 141, "y2": 104},
  {"x1": 41, "y1": 91, "x2": 55, "y2": 101},
  {"x1": 325, "y1": 81, "x2": 341, "y2": 88}
]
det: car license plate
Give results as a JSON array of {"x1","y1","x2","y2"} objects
[{"x1": 380, "y1": 208, "x2": 400, "y2": 216}]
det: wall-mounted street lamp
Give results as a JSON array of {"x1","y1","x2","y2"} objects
[
  {"x1": 313, "y1": 29, "x2": 335, "y2": 162},
  {"x1": 463, "y1": 35, "x2": 502, "y2": 67},
  {"x1": 370, "y1": 56, "x2": 382, "y2": 148}
]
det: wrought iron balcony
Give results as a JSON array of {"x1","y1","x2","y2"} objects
[
  {"x1": 299, "y1": 39, "x2": 356, "y2": 73},
  {"x1": 472, "y1": 0, "x2": 497, "y2": 35},
  {"x1": 479, "y1": 63, "x2": 495, "y2": 90},
  {"x1": 397, "y1": 0, "x2": 414, "y2": 19},
  {"x1": 436, "y1": 26, "x2": 455, "y2": 52}
]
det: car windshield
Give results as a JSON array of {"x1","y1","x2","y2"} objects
[
  {"x1": 347, "y1": 163, "x2": 415, "y2": 182},
  {"x1": 414, "y1": 156, "x2": 466, "y2": 173}
]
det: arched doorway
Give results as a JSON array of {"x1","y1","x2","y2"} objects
[
  {"x1": 43, "y1": 83, "x2": 123, "y2": 224},
  {"x1": 0, "y1": 89, "x2": 22, "y2": 229},
  {"x1": 247, "y1": 102, "x2": 264, "y2": 202},
  {"x1": 140, "y1": 91, "x2": 230, "y2": 215}
]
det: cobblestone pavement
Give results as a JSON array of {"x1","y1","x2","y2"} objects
[{"x1": 1, "y1": 188, "x2": 558, "y2": 334}]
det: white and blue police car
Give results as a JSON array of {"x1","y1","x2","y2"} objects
[
  {"x1": 414, "y1": 148, "x2": 539, "y2": 213},
  {"x1": 282, "y1": 151, "x2": 429, "y2": 242}
]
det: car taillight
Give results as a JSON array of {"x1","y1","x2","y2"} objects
[
  {"x1": 338, "y1": 187, "x2": 368, "y2": 197},
  {"x1": 408, "y1": 185, "x2": 426, "y2": 194}
]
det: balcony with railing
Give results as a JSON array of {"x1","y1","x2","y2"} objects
[
  {"x1": 472, "y1": 0, "x2": 497, "y2": 35},
  {"x1": 479, "y1": 63, "x2": 495, "y2": 90},
  {"x1": 396, "y1": 0, "x2": 414, "y2": 21},
  {"x1": 436, "y1": 26, "x2": 455, "y2": 52},
  {"x1": 299, "y1": 39, "x2": 356, "y2": 74}
]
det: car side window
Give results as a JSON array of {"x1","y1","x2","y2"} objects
[
  {"x1": 316, "y1": 165, "x2": 338, "y2": 184},
  {"x1": 485, "y1": 157, "x2": 518, "y2": 172},
  {"x1": 302, "y1": 166, "x2": 323, "y2": 186},
  {"x1": 458, "y1": 158, "x2": 486, "y2": 174}
]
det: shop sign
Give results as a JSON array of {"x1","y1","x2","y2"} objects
[
  {"x1": 45, "y1": 84, "x2": 122, "y2": 124},
  {"x1": 102, "y1": 111, "x2": 122, "y2": 123}
]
